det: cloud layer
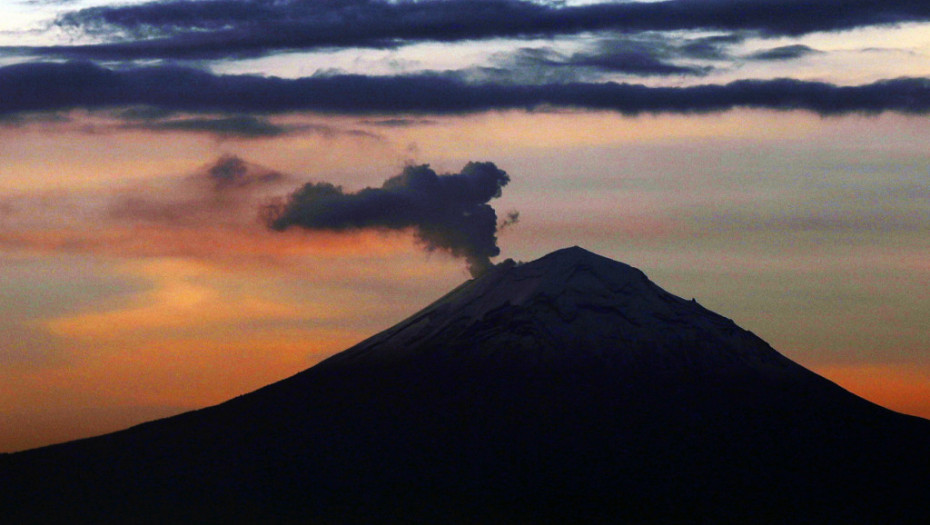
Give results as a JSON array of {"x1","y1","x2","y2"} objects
[
  {"x1": 266, "y1": 162, "x2": 512, "y2": 277},
  {"x1": 24, "y1": 0, "x2": 930, "y2": 60},
  {"x1": 106, "y1": 154, "x2": 288, "y2": 226},
  {"x1": 3, "y1": 62, "x2": 930, "y2": 118}
]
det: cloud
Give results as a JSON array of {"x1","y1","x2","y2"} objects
[
  {"x1": 483, "y1": 33, "x2": 746, "y2": 81},
  {"x1": 0, "y1": 111, "x2": 71, "y2": 127},
  {"x1": 1, "y1": 155, "x2": 460, "y2": 273},
  {"x1": 678, "y1": 34, "x2": 746, "y2": 60},
  {"x1": 3, "y1": 62, "x2": 930, "y2": 117},
  {"x1": 747, "y1": 44, "x2": 821, "y2": 61},
  {"x1": 1, "y1": 156, "x2": 517, "y2": 279},
  {"x1": 0, "y1": 169, "x2": 423, "y2": 275},
  {"x1": 0, "y1": 223, "x2": 422, "y2": 276},
  {"x1": 562, "y1": 35, "x2": 722, "y2": 76},
  {"x1": 566, "y1": 49, "x2": 711, "y2": 77},
  {"x1": 265, "y1": 162, "x2": 513, "y2": 277},
  {"x1": 21, "y1": 0, "x2": 930, "y2": 60},
  {"x1": 107, "y1": 154, "x2": 288, "y2": 226},
  {"x1": 123, "y1": 115, "x2": 293, "y2": 138},
  {"x1": 114, "y1": 106, "x2": 176, "y2": 121},
  {"x1": 202, "y1": 154, "x2": 284, "y2": 190},
  {"x1": 358, "y1": 118, "x2": 437, "y2": 128},
  {"x1": 482, "y1": 37, "x2": 712, "y2": 82},
  {"x1": 113, "y1": 112, "x2": 381, "y2": 139}
]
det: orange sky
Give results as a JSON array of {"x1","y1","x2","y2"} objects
[{"x1": 2, "y1": 107, "x2": 929, "y2": 452}]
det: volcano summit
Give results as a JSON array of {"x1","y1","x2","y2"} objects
[{"x1": 3, "y1": 247, "x2": 928, "y2": 523}]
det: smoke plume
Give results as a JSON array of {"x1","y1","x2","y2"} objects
[{"x1": 265, "y1": 162, "x2": 512, "y2": 277}]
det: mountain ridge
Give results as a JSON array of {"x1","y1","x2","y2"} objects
[{"x1": 2, "y1": 247, "x2": 928, "y2": 524}]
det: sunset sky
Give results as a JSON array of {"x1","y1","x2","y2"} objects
[{"x1": 2, "y1": 0, "x2": 929, "y2": 452}]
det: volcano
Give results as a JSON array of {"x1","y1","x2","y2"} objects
[{"x1": 3, "y1": 247, "x2": 928, "y2": 523}]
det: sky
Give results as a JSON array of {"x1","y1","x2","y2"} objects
[{"x1": 1, "y1": 0, "x2": 928, "y2": 452}]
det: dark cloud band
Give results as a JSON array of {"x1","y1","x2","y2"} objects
[
  {"x1": 32, "y1": 0, "x2": 930, "y2": 59},
  {"x1": 3, "y1": 62, "x2": 930, "y2": 117}
]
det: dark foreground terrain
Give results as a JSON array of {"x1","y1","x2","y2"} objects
[{"x1": 3, "y1": 247, "x2": 928, "y2": 523}]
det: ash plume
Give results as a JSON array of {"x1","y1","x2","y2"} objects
[{"x1": 265, "y1": 162, "x2": 512, "y2": 277}]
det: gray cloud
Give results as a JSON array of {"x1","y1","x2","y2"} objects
[
  {"x1": 679, "y1": 34, "x2": 746, "y2": 60},
  {"x1": 481, "y1": 36, "x2": 714, "y2": 82},
  {"x1": 567, "y1": 36, "x2": 714, "y2": 76},
  {"x1": 114, "y1": 106, "x2": 176, "y2": 121},
  {"x1": 359, "y1": 118, "x2": 438, "y2": 128},
  {"x1": 0, "y1": 111, "x2": 71, "y2": 127},
  {"x1": 112, "y1": 110, "x2": 382, "y2": 139},
  {"x1": 748, "y1": 45, "x2": 821, "y2": 61},
  {"x1": 265, "y1": 162, "x2": 513, "y2": 277},
  {"x1": 203, "y1": 154, "x2": 284, "y2": 190},
  {"x1": 124, "y1": 115, "x2": 292, "y2": 138}
]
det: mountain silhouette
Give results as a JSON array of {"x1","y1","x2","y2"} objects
[{"x1": 2, "y1": 247, "x2": 928, "y2": 524}]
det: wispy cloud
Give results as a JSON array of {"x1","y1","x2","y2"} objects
[
  {"x1": 107, "y1": 154, "x2": 289, "y2": 226},
  {"x1": 112, "y1": 109, "x2": 382, "y2": 139},
  {"x1": 43, "y1": 259, "x2": 331, "y2": 341},
  {"x1": 121, "y1": 114, "x2": 294, "y2": 138},
  {"x1": 0, "y1": 154, "x2": 295, "y2": 267},
  {"x1": 480, "y1": 35, "x2": 716, "y2": 81},
  {"x1": 747, "y1": 44, "x2": 822, "y2": 61}
]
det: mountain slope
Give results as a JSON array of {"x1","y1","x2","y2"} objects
[{"x1": 3, "y1": 247, "x2": 929, "y2": 524}]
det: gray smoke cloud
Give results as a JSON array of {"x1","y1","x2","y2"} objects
[{"x1": 265, "y1": 162, "x2": 512, "y2": 277}]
